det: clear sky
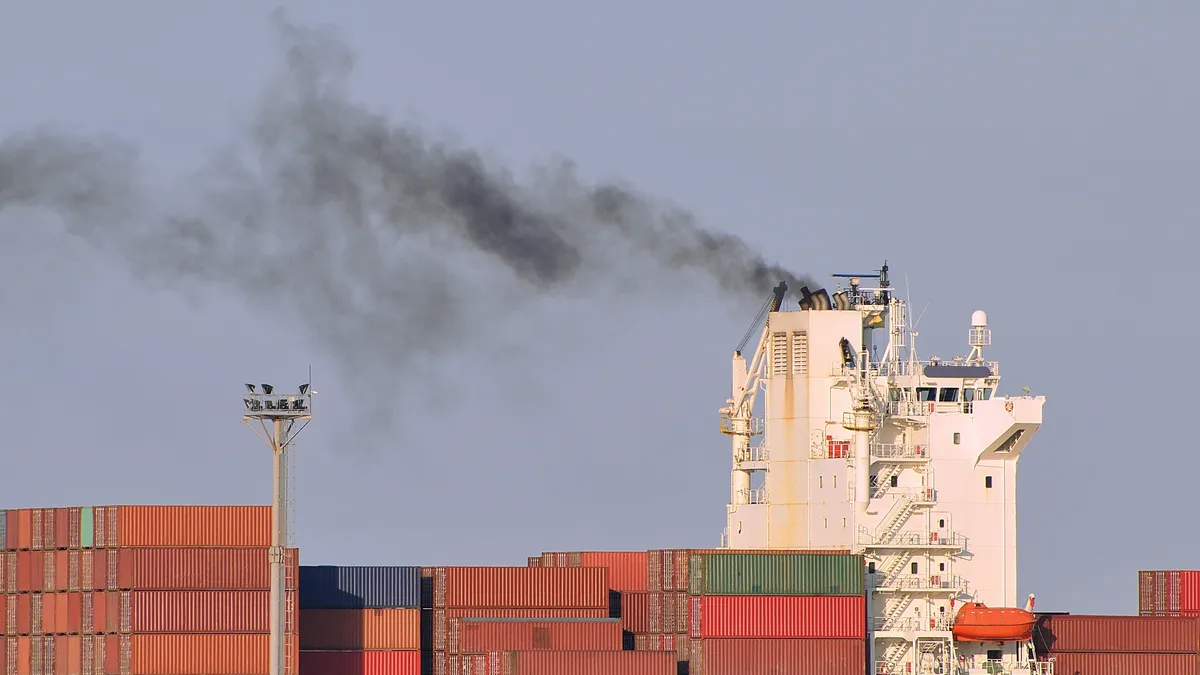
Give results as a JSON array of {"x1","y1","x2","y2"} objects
[{"x1": 1, "y1": 3, "x2": 1196, "y2": 615}]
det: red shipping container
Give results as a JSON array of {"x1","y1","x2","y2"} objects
[
  {"x1": 689, "y1": 595, "x2": 866, "y2": 639},
  {"x1": 464, "y1": 650, "x2": 676, "y2": 675},
  {"x1": 92, "y1": 593, "x2": 106, "y2": 635},
  {"x1": 91, "y1": 550, "x2": 107, "y2": 592},
  {"x1": 122, "y1": 547, "x2": 299, "y2": 590},
  {"x1": 54, "y1": 509, "x2": 69, "y2": 550},
  {"x1": 43, "y1": 551, "x2": 53, "y2": 593},
  {"x1": 17, "y1": 511, "x2": 33, "y2": 551},
  {"x1": 437, "y1": 567, "x2": 608, "y2": 609},
  {"x1": 621, "y1": 592, "x2": 650, "y2": 634},
  {"x1": 527, "y1": 557, "x2": 541, "y2": 567},
  {"x1": 16, "y1": 595, "x2": 30, "y2": 636},
  {"x1": 1140, "y1": 570, "x2": 1184, "y2": 616},
  {"x1": 67, "y1": 551, "x2": 81, "y2": 593},
  {"x1": 1046, "y1": 651, "x2": 1197, "y2": 675},
  {"x1": 299, "y1": 608, "x2": 420, "y2": 650},
  {"x1": 1034, "y1": 614, "x2": 1200, "y2": 653},
  {"x1": 688, "y1": 638, "x2": 866, "y2": 675},
  {"x1": 109, "y1": 505, "x2": 270, "y2": 547},
  {"x1": 4, "y1": 510, "x2": 18, "y2": 550},
  {"x1": 54, "y1": 551, "x2": 68, "y2": 592},
  {"x1": 128, "y1": 590, "x2": 297, "y2": 633},
  {"x1": 81, "y1": 552, "x2": 92, "y2": 593},
  {"x1": 458, "y1": 617, "x2": 623, "y2": 653},
  {"x1": 1184, "y1": 571, "x2": 1200, "y2": 614},
  {"x1": 4, "y1": 595, "x2": 12, "y2": 636},
  {"x1": 17, "y1": 552, "x2": 34, "y2": 593},
  {"x1": 633, "y1": 633, "x2": 687, "y2": 652},
  {"x1": 299, "y1": 650, "x2": 419, "y2": 675},
  {"x1": 3, "y1": 553, "x2": 14, "y2": 594},
  {"x1": 538, "y1": 552, "x2": 649, "y2": 592},
  {"x1": 68, "y1": 509, "x2": 81, "y2": 550},
  {"x1": 432, "y1": 608, "x2": 609, "y2": 653}
]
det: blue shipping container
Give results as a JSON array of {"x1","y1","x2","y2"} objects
[{"x1": 299, "y1": 565, "x2": 422, "y2": 609}]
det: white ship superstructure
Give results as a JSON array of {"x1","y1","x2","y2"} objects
[{"x1": 718, "y1": 263, "x2": 1050, "y2": 675}]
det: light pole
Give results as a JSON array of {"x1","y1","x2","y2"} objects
[{"x1": 243, "y1": 380, "x2": 313, "y2": 675}]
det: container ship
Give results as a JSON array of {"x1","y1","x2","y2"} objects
[{"x1": 2, "y1": 261, "x2": 1196, "y2": 675}]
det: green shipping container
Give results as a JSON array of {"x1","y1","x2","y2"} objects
[
  {"x1": 688, "y1": 553, "x2": 865, "y2": 596},
  {"x1": 80, "y1": 507, "x2": 94, "y2": 548}
]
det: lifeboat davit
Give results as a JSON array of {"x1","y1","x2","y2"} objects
[{"x1": 951, "y1": 602, "x2": 1036, "y2": 643}]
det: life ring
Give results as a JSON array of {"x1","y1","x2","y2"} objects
[{"x1": 1004, "y1": 400, "x2": 1014, "y2": 413}]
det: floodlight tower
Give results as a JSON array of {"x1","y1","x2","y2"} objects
[{"x1": 243, "y1": 381, "x2": 313, "y2": 675}]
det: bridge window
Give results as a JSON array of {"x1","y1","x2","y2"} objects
[
  {"x1": 868, "y1": 562, "x2": 876, "y2": 574},
  {"x1": 818, "y1": 476, "x2": 823, "y2": 489},
  {"x1": 890, "y1": 475, "x2": 898, "y2": 488},
  {"x1": 939, "y1": 562, "x2": 946, "y2": 572},
  {"x1": 888, "y1": 388, "x2": 902, "y2": 402},
  {"x1": 938, "y1": 519, "x2": 945, "y2": 528},
  {"x1": 964, "y1": 387, "x2": 976, "y2": 401},
  {"x1": 911, "y1": 562, "x2": 919, "y2": 574},
  {"x1": 953, "y1": 432, "x2": 961, "y2": 445},
  {"x1": 982, "y1": 388, "x2": 994, "y2": 400},
  {"x1": 987, "y1": 650, "x2": 1003, "y2": 661},
  {"x1": 985, "y1": 475, "x2": 993, "y2": 489},
  {"x1": 938, "y1": 388, "x2": 959, "y2": 402},
  {"x1": 916, "y1": 387, "x2": 936, "y2": 401}
]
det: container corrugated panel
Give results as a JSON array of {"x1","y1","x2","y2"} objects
[
  {"x1": 1046, "y1": 651, "x2": 1198, "y2": 675},
  {"x1": 80, "y1": 508, "x2": 93, "y2": 549},
  {"x1": 689, "y1": 552, "x2": 864, "y2": 596},
  {"x1": 3, "y1": 553, "x2": 14, "y2": 594},
  {"x1": 688, "y1": 638, "x2": 866, "y2": 675},
  {"x1": 125, "y1": 547, "x2": 298, "y2": 590},
  {"x1": 17, "y1": 511, "x2": 32, "y2": 551},
  {"x1": 0, "y1": 511, "x2": 5, "y2": 552},
  {"x1": 1034, "y1": 614, "x2": 1200, "y2": 653},
  {"x1": 526, "y1": 557, "x2": 540, "y2": 567},
  {"x1": 458, "y1": 617, "x2": 623, "y2": 653},
  {"x1": 299, "y1": 565, "x2": 422, "y2": 608},
  {"x1": 1184, "y1": 571, "x2": 1200, "y2": 613},
  {"x1": 298, "y1": 608, "x2": 420, "y2": 650},
  {"x1": 105, "y1": 505, "x2": 270, "y2": 547},
  {"x1": 538, "y1": 552, "x2": 649, "y2": 592},
  {"x1": 299, "y1": 650, "x2": 420, "y2": 675},
  {"x1": 689, "y1": 595, "x2": 865, "y2": 639},
  {"x1": 649, "y1": 548, "x2": 854, "y2": 592},
  {"x1": 127, "y1": 633, "x2": 297, "y2": 675},
  {"x1": 433, "y1": 608, "x2": 609, "y2": 653},
  {"x1": 128, "y1": 590, "x2": 297, "y2": 633},
  {"x1": 439, "y1": 567, "x2": 608, "y2": 609},
  {"x1": 620, "y1": 592, "x2": 649, "y2": 633},
  {"x1": 487, "y1": 650, "x2": 677, "y2": 675},
  {"x1": 1139, "y1": 570, "x2": 1184, "y2": 616}
]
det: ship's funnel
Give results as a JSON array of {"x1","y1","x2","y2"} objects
[
  {"x1": 812, "y1": 288, "x2": 832, "y2": 310},
  {"x1": 832, "y1": 291, "x2": 852, "y2": 310},
  {"x1": 797, "y1": 286, "x2": 813, "y2": 310}
]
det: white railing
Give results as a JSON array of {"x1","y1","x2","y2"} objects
[
  {"x1": 954, "y1": 660, "x2": 1054, "y2": 675},
  {"x1": 736, "y1": 444, "x2": 769, "y2": 464},
  {"x1": 874, "y1": 614, "x2": 956, "y2": 633},
  {"x1": 735, "y1": 487, "x2": 768, "y2": 505},
  {"x1": 718, "y1": 414, "x2": 764, "y2": 435},
  {"x1": 831, "y1": 359, "x2": 1000, "y2": 379},
  {"x1": 882, "y1": 574, "x2": 965, "y2": 592},
  {"x1": 872, "y1": 443, "x2": 929, "y2": 460},
  {"x1": 858, "y1": 528, "x2": 967, "y2": 549},
  {"x1": 719, "y1": 528, "x2": 728, "y2": 548}
]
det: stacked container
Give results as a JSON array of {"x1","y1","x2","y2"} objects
[
  {"x1": 1139, "y1": 570, "x2": 1200, "y2": 616},
  {"x1": 297, "y1": 565, "x2": 422, "y2": 674},
  {"x1": 425, "y1": 566, "x2": 614, "y2": 675},
  {"x1": 629, "y1": 548, "x2": 866, "y2": 674},
  {"x1": 530, "y1": 551, "x2": 650, "y2": 646},
  {"x1": 2, "y1": 504, "x2": 298, "y2": 675},
  {"x1": 1033, "y1": 614, "x2": 1200, "y2": 675}
]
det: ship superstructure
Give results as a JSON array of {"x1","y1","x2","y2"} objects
[{"x1": 718, "y1": 263, "x2": 1049, "y2": 675}]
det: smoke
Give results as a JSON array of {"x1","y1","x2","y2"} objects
[{"x1": 0, "y1": 10, "x2": 811, "y2": 404}]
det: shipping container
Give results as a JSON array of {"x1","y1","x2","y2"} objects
[
  {"x1": 436, "y1": 567, "x2": 608, "y2": 609},
  {"x1": 300, "y1": 565, "x2": 422, "y2": 609},
  {"x1": 16, "y1": 511, "x2": 32, "y2": 551},
  {"x1": 80, "y1": 508, "x2": 94, "y2": 549},
  {"x1": 1140, "y1": 570, "x2": 1183, "y2": 616},
  {"x1": 689, "y1": 552, "x2": 864, "y2": 596},
  {"x1": 0, "y1": 510, "x2": 5, "y2": 551},
  {"x1": 1045, "y1": 651, "x2": 1198, "y2": 675},
  {"x1": 620, "y1": 592, "x2": 650, "y2": 634},
  {"x1": 1034, "y1": 614, "x2": 1200, "y2": 653},
  {"x1": 3, "y1": 553, "x2": 13, "y2": 594},
  {"x1": 299, "y1": 608, "x2": 420, "y2": 650},
  {"x1": 460, "y1": 650, "x2": 676, "y2": 675},
  {"x1": 299, "y1": 650, "x2": 420, "y2": 675},
  {"x1": 125, "y1": 633, "x2": 298, "y2": 675},
  {"x1": 689, "y1": 595, "x2": 866, "y2": 639},
  {"x1": 120, "y1": 547, "x2": 298, "y2": 590},
  {"x1": 100, "y1": 505, "x2": 270, "y2": 547},
  {"x1": 536, "y1": 552, "x2": 649, "y2": 592},
  {"x1": 127, "y1": 590, "x2": 297, "y2": 633},
  {"x1": 527, "y1": 557, "x2": 540, "y2": 567},
  {"x1": 648, "y1": 548, "x2": 854, "y2": 592},
  {"x1": 688, "y1": 638, "x2": 866, "y2": 675},
  {"x1": 432, "y1": 607, "x2": 610, "y2": 653},
  {"x1": 458, "y1": 617, "x2": 623, "y2": 653}
]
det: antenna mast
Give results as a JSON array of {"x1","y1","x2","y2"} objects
[{"x1": 243, "y1": 380, "x2": 314, "y2": 675}]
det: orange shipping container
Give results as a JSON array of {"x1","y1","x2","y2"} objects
[
  {"x1": 620, "y1": 592, "x2": 650, "y2": 634},
  {"x1": 689, "y1": 595, "x2": 866, "y2": 639},
  {"x1": 458, "y1": 617, "x2": 623, "y2": 653},
  {"x1": 688, "y1": 638, "x2": 866, "y2": 675},
  {"x1": 54, "y1": 551, "x2": 68, "y2": 592},
  {"x1": 124, "y1": 633, "x2": 298, "y2": 675},
  {"x1": 3, "y1": 553, "x2": 14, "y2": 594},
  {"x1": 299, "y1": 608, "x2": 420, "y2": 650},
  {"x1": 539, "y1": 552, "x2": 650, "y2": 592},
  {"x1": 432, "y1": 608, "x2": 609, "y2": 653},
  {"x1": 16, "y1": 595, "x2": 30, "y2": 635},
  {"x1": 437, "y1": 567, "x2": 609, "y2": 609},
  {"x1": 123, "y1": 547, "x2": 298, "y2": 590},
  {"x1": 299, "y1": 650, "x2": 420, "y2": 675},
  {"x1": 1047, "y1": 651, "x2": 1197, "y2": 675},
  {"x1": 101, "y1": 506, "x2": 270, "y2": 547},
  {"x1": 127, "y1": 590, "x2": 297, "y2": 633},
  {"x1": 464, "y1": 650, "x2": 676, "y2": 675},
  {"x1": 1034, "y1": 614, "x2": 1200, "y2": 653},
  {"x1": 54, "y1": 509, "x2": 69, "y2": 550},
  {"x1": 16, "y1": 552, "x2": 34, "y2": 593}
]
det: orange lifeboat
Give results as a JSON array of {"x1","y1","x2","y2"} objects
[{"x1": 952, "y1": 602, "x2": 1036, "y2": 642}]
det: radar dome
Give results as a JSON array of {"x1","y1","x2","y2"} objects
[{"x1": 971, "y1": 310, "x2": 988, "y2": 327}]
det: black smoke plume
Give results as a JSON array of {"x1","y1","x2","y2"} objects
[{"x1": 0, "y1": 11, "x2": 811, "y2": 394}]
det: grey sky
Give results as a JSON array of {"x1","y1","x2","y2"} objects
[{"x1": 1, "y1": 2, "x2": 1195, "y2": 615}]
